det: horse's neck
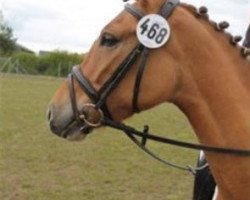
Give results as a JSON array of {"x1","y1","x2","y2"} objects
[
  {"x1": 177, "y1": 45, "x2": 250, "y2": 140},
  {"x1": 170, "y1": 7, "x2": 250, "y2": 198},
  {"x1": 175, "y1": 48, "x2": 250, "y2": 153},
  {"x1": 172, "y1": 7, "x2": 250, "y2": 148},
  {"x1": 175, "y1": 44, "x2": 250, "y2": 199}
]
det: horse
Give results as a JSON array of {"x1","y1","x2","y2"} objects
[{"x1": 47, "y1": 0, "x2": 250, "y2": 199}]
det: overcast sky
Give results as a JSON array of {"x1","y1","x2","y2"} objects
[{"x1": 0, "y1": 0, "x2": 249, "y2": 53}]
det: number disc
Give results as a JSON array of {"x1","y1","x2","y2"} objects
[{"x1": 136, "y1": 14, "x2": 171, "y2": 49}]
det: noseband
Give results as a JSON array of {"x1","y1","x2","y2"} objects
[{"x1": 67, "y1": 0, "x2": 250, "y2": 173}]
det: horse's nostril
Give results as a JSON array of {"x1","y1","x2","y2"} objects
[
  {"x1": 49, "y1": 120, "x2": 61, "y2": 135},
  {"x1": 47, "y1": 105, "x2": 56, "y2": 122},
  {"x1": 47, "y1": 106, "x2": 60, "y2": 134},
  {"x1": 47, "y1": 109, "x2": 52, "y2": 121}
]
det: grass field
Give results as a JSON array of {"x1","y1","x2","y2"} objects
[{"x1": 1, "y1": 73, "x2": 198, "y2": 200}]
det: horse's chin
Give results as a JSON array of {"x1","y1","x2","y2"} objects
[
  {"x1": 53, "y1": 121, "x2": 93, "y2": 142},
  {"x1": 64, "y1": 128, "x2": 87, "y2": 141}
]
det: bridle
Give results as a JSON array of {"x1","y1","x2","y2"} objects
[
  {"x1": 67, "y1": 0, "x2": 250, "y2": 174},
  {"x1": 68, "y1": 0, "x2": 179, "y2": 130}
]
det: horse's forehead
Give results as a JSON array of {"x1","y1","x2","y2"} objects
[
  {"x1": 103, "y1": 9, "x2": 137, "y2": 34},
  {"x1": 135, "y1": 0, "x2": 166, "y2": 12},
  {"x1": 105, "y1": 1, "x2": 154, "y2": 28}
]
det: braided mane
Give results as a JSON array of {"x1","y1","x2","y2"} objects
[{"x1": 180, "y1": 3, "x2": 250, "y2": 59}]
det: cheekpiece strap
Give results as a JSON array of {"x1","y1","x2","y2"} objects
[{"x1": 124, "y1": 0, "x2": 179, "y2": 113}]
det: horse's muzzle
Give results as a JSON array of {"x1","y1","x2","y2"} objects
[{"x1": 47, "y1": 106, "x2": 89, "y2": 141}]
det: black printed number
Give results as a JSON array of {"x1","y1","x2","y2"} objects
[
  {"x1": 140, "y1": 18, "x2": 150, "y2": 35},
  {"x1": 155, "y1": 29, "x2": 168, "y2": 44},
  {"x1": 140, "y1": 18, "x2": 168, "y2": 44},
  {"x1": 148, "y1": 23, "x2": 159, "y2": 39}
]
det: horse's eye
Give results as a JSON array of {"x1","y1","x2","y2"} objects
[{"x1": 100, "y1": 34, "x2": 120, "y2": 47}]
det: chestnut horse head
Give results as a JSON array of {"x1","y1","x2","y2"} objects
[
  {"x1": 48, "y1": 0, "x2": 181, "y2": 139},
  {"x1": 48, "y1": 0, "x2": 250, "y2": 199}
]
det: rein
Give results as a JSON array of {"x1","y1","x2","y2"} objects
[
  {"x1": 103, "y1": 117, "x2": 250, "y2": 157},
  {"x1": 67, "y1": 0, "x2": 250, "y2": 174}
]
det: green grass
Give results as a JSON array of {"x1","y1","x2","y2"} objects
[{"x1": 1, "y1": 73, "x2": 198, "y2": 200}]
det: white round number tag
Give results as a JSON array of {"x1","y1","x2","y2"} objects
[{"x1": 136, "y1": 14, "x2": 171, "y2": 49}]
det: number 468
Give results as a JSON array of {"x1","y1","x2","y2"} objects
[{"x1": 140, "y1": 18, "x2": 168, "y2": 44}]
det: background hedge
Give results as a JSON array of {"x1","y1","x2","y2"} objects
[{"x1": 0, "y1": 51, "x2": 84, "y2": 77}]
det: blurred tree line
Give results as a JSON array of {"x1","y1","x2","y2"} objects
[
  {"x1": 0, "y1": 10, "x2": 84, "y2": 77},
  {"x1": 0, "y1": 10, "x2": 16, "y2": 55},
  {"x1": 10, "y1": 51, "x2": 83, "y2": 77},
  {"x1": 0, "y1": 51, "x2": 84, "y2": 77}
]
